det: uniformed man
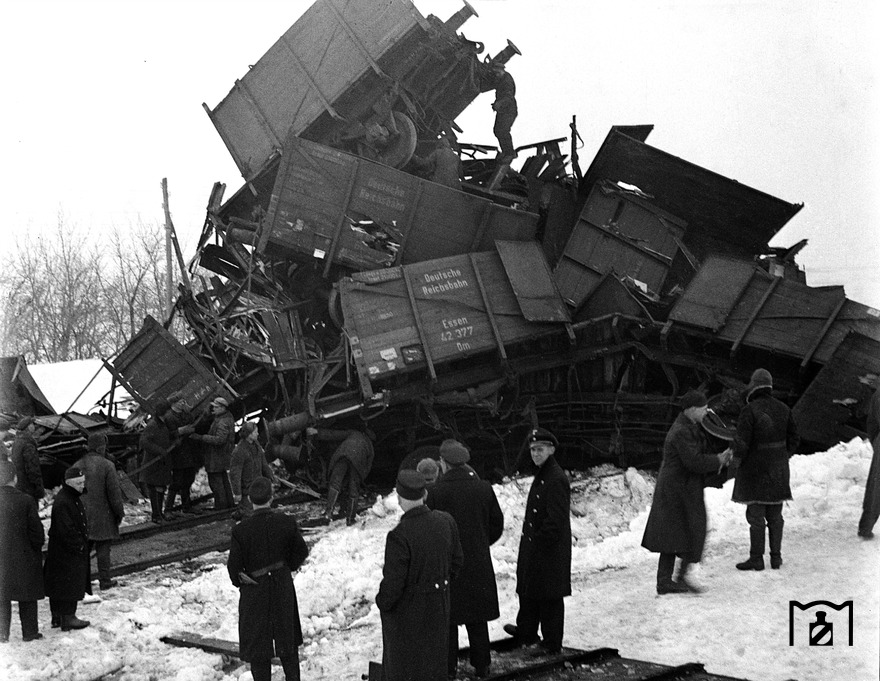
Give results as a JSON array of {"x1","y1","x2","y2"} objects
[
  {"x1": 504, "y1": 428, "x2": 571, "y2": 654},
  {"x1": 376, "y1": 469, "x2": 463, "y2": 681}
]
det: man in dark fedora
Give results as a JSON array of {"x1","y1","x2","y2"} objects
[
  {"x1": 642, "y1": 390, "x2": 733, "y2": 594},
  {"x1": 228, "y1": 477, "x2": 309, "y2": 681},
  {"x1": 377, "y1": 469, "x2": 463, "y2": 681},
  {"x1": 427, "y1": 439, "x2": 504, "y2": 678},
  {"x1": 731, "y1": 369, "x2": 799, "y2": 570},
  {"x1": 504, "y1": 427, "x2": 571, "y2": 655}
]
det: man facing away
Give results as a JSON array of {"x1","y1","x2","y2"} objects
[
  {"x1": 377, "y1": 469, "x2": 463, "y2": 681},
  {"x1": 75, "y1": 432, "x2": 125, "y2": 590},
  {"x1": 228, "y1": 477, "x2": 309, "y2": 681},
  {"x1": 427, "y1": 439, "x2": 504, "y2": 679},
  {"x1": 0, "y1": 459, "x2": 45, "y2": 643},
  {"x1": 731, "y1": 369, "x2": 799, "y2": 571},
  {"x1": 504, "y1": 427, "x2": 571, "y2": 655}
]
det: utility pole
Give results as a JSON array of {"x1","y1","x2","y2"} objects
[{"x1": 161, "y1": 178, "x2": 174, "y2": 318}]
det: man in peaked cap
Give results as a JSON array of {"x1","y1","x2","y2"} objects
[
  {"x1": 427, "y1": 439, "x2": 504, "y2": 678},
  {"x1": 731, "y1": 369, "x2": 799, "y2": 571},
  {"x1": 504, "y1": 427, "x2": 571, "y2": 654},
  {"x1": 377, "y1": 469, "x2": 463, "y2": 681}
]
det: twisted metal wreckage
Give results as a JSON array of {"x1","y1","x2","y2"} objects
[{"x1": 23, "y1": 0, "x2": 880, "y2": 487}]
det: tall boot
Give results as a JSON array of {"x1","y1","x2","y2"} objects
[
  {"x1": 656, "y1": 553, "x2": 687, "y2": 594},
  {"x1": 324, "y1": 488, "x2": 339, "y2": 520},
  {"x1": 163, "y1": 488, "x2": 177, "y2": 516},
  {"x1": 346, "y1": 497, "x2": 358, "y2": 526},
  {"x1": 736, "y1": 526, "x2": 765, "y2": 570},
  {"x1": 768, "y1": 513, "x2": 784, "y2": 569},
  {"x1": 150, "y1": 489, "x2": 165, "y2": 523}
]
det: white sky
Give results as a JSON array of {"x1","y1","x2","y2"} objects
[
  {"x1": 0, "y1": 437, "x2": 876, "y2": 679},
  {"x1": 2, "y1": 0, "x2": 878, "y2": 307}
]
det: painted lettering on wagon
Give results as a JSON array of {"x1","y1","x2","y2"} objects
[
  {"x1": 421, "y1": 268, "x2": 470, "y2": 296},
  {"x1": 440, "y1": 316, "x2": 474, "y2": 344}
]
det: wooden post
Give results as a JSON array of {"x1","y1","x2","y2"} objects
[{"x1": 162, "y1": 178, "x2": 173, "y2": 319}]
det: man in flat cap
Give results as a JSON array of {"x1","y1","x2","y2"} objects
[
  {"x1": 731, "y1": 369, "x2": 799, "y2": 570},
  {"x1": 0, "y1": 459, "x2": 45, "y2": 643},
  {"x1": 10, "y1": 416, "x2": 43, "y2": 501},
  {"x1": 230, "y1": 422, "x2": 276, "y2": 520},
  {"x1": 427, "y1": 439, "x2": 504, "y2": 678},
  {"x1": 505, "y1": 427, "x2": 571, "y2": 654},
  {"x1": 641, "y1": 391, "x2": 732, "y2": 594},
  {"x1": 188, "y1": 396, "x2": 235, "y2": 511},
  {"x1": 74, "y1": 432, "x2": 124, "y2": 590},
  {"x1": 377, "y1": 469, "x2": 463, "y2": 681},
  {"x1": 228, "y1": 477, "x2": 309, "y2": 681}
]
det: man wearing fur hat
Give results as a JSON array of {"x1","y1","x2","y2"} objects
[
  {"x1": 427, "y1": 439, "x2": 504, "y2": 678},
  {"x1": 228, "y1": 477, "x2": 309, "y2": 681},
  {"x1": 10, "y1": 416, "x2": 43, "y2": 501},
  {"x1": 0, "y1": 459, "x2": 45, "y2": 643},
  {"x1": 504, "y1": 427, "x2": 571, "y2": 655},
  {"x1": 642, "y1": 391, "x2": 733, "y2": 594},
  {"x1": 377, "y1": 469, "x2": 463, "y2": 681},
  {"x1": 731, "y1": 368, "x2": 799, "y2": 571},
  {"x1": 74, "y1": 432, "x2": 124, "y2": 590}
]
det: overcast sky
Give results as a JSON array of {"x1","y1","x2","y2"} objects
[{"x1": 2, "y1": 0, "x2": 878, "y2": 307}]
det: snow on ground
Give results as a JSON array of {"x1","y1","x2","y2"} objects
[{"x1": 1, "y1": 439, "x2": 877, "y2": 681}]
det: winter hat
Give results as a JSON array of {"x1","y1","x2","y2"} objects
[
  {"x1": 746, "y1": 368, "x2": 773, "y2": 398},
  {"x1": 396, "y1": 469, "x2": 426, "y2": 501},
  {"x1": 171, "y1": 399, "x2": 190, "y2": 414},
  {"x1": 0, "y1": 460, "x2": 16, "y2": 485},
  {"x1": 239, "y1": 421, "x2": 257, "y2": 437},
  {"x1": 211, "y1": 397, "x2": 230, "y2": 409},
  {"x1": 248, "y1": 476, "x2": 273, "y2": 505},
  {"x1": 528, "y1": 427, "x2": 558, "y2": 448},
  {"x1": 16, "y1": 415, "x2": 34, "y2": 431},
  {"x1": 87, "y1": 431, "x2": 108, "y2": 452},
  {"x1": 439, "y1": 439, "x2": 470, "y2": 465},
  {"x1": 679, "y1": 390, "x2": 709, "y2": 410},
  {"x1": 64, "y1": 465, "x2": 86, "y2": 482},
  {"x1": 416, "y1": 458, "x2": 440, "y2": 483}
]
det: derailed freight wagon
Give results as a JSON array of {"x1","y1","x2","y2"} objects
[{"x1": 205, "y1": 0, "x2": 501, "y2": 182}]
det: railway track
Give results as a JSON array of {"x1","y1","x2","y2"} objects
[
  {"x1": 94, "y1": 487, "x2": 343, "y2": 579},
  {"x1": 161, "y1": 634, "x2": 755, "y2": 681}
]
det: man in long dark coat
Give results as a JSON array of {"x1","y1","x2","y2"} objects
[
  {"x1": 0, "y1": 460, "x2": 45, "y2": 642},
  {"x1": 10, "y1": 416, "x2": 44, "y2": 501},
  {"x1": 427, "y1": 439, "x2": 503, "y2": 678},
  {"x1": 228, "y1": 477, "x2": 308, "y2": 681},
  {"x1": 139, "y1": 399, "x2": 174, "y2": 523},
  {"x1": 75, "y1": 432, "x2": 125, "y2": 590},
  {"x1": 229, "y1": 422, "x2": 275, "y2": 518},
  {"x1": 641, "y1": 391, "x2": 732, "y2": 594},
  {"x1": 505, "y1": 427, "x2": 571, "y2": 654},
  {"x1": 731, "y1": 369, "x2": 799, "y2": 570},
  {"x1": 44, "y1": 466, "x2": 92, "y2": 631},
  {"x1": 858, "y1": 386, "x2": 880, "y2": 538},
  {"x1": 164, "y1": 399, "x2": 202, "y2": 515},
  {"x1": 377, "y1": 469, "x2": 463, "y2": 681}
]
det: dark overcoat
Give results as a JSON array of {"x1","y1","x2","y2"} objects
[
  {"x1": 320, "y1": 430, "x2": 375, "y2": 482},
  {"x1": 861, "y1": 391, "x2": 880, "y2": 526},
  {"x1": 11, "y1": 431, "x2": 44, "y2": 500},
  {"x1": 165, "y1": 409, "x2": 201, "y2": 470},
  {"x1": 229, "y1": 440, "x2": 273, "y2": 498},
  {"x1": 426, "y1": 465, "x2": 503, "y2": 624},
  {"x1": 227, "y1": 507, "x2": 309, "y2": 662},
  {"x1": 641, "y1": 413, "x2": 722, "y2": 560},
  {"x1": 199, "y1": 411, "x2": 235, "y2": 473},
  {"x1": 44, "y1": 485, "x2": 91, "y2": 600},
  {"x1": 376, "y1": 505, "x2": 463, "y2": 681},
  {"x1": 139, "y1": 416, "x2": 174, "y2": 487},
  {"x1": 74, "y1": 452, "x2": 125, "y2": 541},
  {"x1": 516, "y1": 456, "x2": 571, "y2": 600},
  {"x1": 0, "y1": 485, "x2": 45, "y2": 601},
  {"x1": 731, "y1": 390, "x2": 799, "y2": 504}
]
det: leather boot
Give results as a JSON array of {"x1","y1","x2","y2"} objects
[
  {"x1": 324, "y1": 488, "x2": 339, "y2": 520},
  {"x1": 163, "y1": 491, "x2": 176, "y2": 516},
  {"x1": 736, "y1": 525, "x2": 765, "y2": 570},
  {"x1": 50, "y1": 612, "x2": 60, "y2": 628},
  {"x1": 61, "y1": 615, "x2": 90, "y2": 631},
  {"x1": 346, "y1": 498, "x2": 358, "y2": 526},
  {"x1": 768, "y1": 516, "x2": 783, "y2": 569},
  {"x1": 656, "y1": 554, "x2": 688, "y2": 594}
]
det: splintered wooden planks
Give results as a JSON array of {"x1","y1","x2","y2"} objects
[
  {"x1": 261, "y1": 136, "x2": 538, "y2": 270},
  {"x1": 338, "y1": 242, "x2": 569, "y2": 397}
]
